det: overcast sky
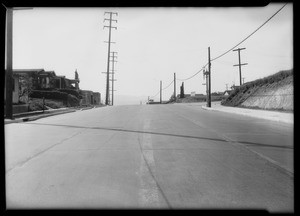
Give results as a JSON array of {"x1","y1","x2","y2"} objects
[{"x1": 11, "y1": 3, "x2": 293, "y2": 105}]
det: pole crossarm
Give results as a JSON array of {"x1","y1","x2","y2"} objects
[
  {"x1": 105, "y1": 12, "x2": 118, "y2": 15},
  {"x1": 104, "y1": 26, "x2": 117, "y2": 29},
  {"x1": 104, "y1": 18, "x2": 118, "y2": 22},
  {"x1": 233, "y1": 47, "x2": 247, "y2": 86},
  {"x1": 233, "y1": 63, "x2": 248, "y2": 66},
  {"x1": 233, "y1": 48, "x2": 246, "y2": 51}
]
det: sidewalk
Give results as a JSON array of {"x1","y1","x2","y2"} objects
[
  {"x1": 4, "y1": 106, "x2": 102, "y2": 125},
  {"x1": 201, "y1": 102, "x2": 293, "y2": 124}
]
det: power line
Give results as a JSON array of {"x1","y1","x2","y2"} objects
[
  {"x1": 176, "y1": 67, "x2": 204, "y2": 81},
  {"x1": 176, "y1": 3, "x2": 287, "y2": 82},
  {"x1": 211, "y1": 3, "x2": 288, "y2": 62},
  {"x1": 149, "y1": 3, "x2": 288, "y2": 101},
  {"x1": 151, "y1": 90, "x2": 160, "y2": 99},
  {"x1": 162, "y1": 80, "x2": 174, "y2": 90},
  {"x1": 150, "y1": 80, "x2": 174, "y2": 99}
]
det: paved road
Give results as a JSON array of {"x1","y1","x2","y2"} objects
[{"x1": 5, "y1": 104, "x2": 293, "y2": 211}]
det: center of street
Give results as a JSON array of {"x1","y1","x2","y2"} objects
[{"x1": 5, "y1": 104, "x2": 293, "y2": 211}]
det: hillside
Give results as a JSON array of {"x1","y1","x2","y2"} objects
[
  {"x1": 176, "y1": 95, "x2": 225, "y2": 103},
  {"x1": 221, "y1": 69, "x2": 293, "y2": 111}
]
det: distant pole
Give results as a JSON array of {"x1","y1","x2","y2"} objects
[
  {"x1": 104, "y1": 12, "x2": 118, "y2": 105},
  {"x1": 203, "y1": 68, "x2": 209, "y2": 105},
  {"x1": 208, "y1": 47, "x2": 211, "y2": 108},
  {"x1": 5, "y1": 7, "x2": 13, "y2": 119},
  {"x1": 174, "y1": 73, "x2": 176, "y2": 102},
  {"x1": 160, "y1": 81, "x2": 162, "y2": 104},
  {"x1": 225, "y1": 84, "x2": 228, "y2": 91},
  {"x1": 242, "y1": 77, "x2": 245, "y2": 84},
  {"x1": 233, "y1": 48, "x2": 247, "y2": 86}
]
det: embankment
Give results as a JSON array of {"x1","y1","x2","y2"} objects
[{"x1": 221, "y1": 69, "x2": 293, "y2": 111}]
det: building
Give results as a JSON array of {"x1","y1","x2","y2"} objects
[
  {"x1": 93, "y1": 92, "x2": 101, "y2": 105},
  {"x1": 10, "y1": 69, "x2": 50, "y2": 104},
  {"x1": 80, "y1": 91, "x2": 101, "y2": 106},
  {"x1": 50, "y1": 70, "x2": 80, "y2": 90},
  {"x1": 224, "y1": 90, "x2": 232, "y2": 96},
  {"x1": 80, "y1": 90, "x2": 94, "y2": 106}
]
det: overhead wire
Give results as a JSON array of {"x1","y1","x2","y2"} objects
[
  {"x1": 162, "y1": 80, "x2": 174, "y2": 90},
  {"x1": 150, "y1": 79, "x2": 174, "y2": 99},
  {"x1": 175, "y1": 3, "x2": 288, "y2": 81},
  {"x1": 210, "y1": 3, "x2": 288, "y2": 62},
  {"x1": 149, "y1": 3, "x2": 288, "y2": 99}
]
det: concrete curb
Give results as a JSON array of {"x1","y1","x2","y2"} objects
[
  {"x1": 5, "y1": 106, "x2": 105, "y2": 125},
  {"x1": 201, "y1": 105, "x2": 293, "y2": 124},
  {"x1": 5, "y1": 109, "x2": 76, "y2": 124}
]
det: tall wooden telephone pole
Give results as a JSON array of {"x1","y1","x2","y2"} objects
[
  {"x1": 104, "y1": 12, "x2": 117, "y2": 105},
  {"x1": 174, "y1": 73, "x2": 176, "y2": 102},
  {"x1": 203, "y1": 68, "x2": 209, "y2": 106},
  {"x1": 110, "y1": 51, "x2": 117, "y2": 106},
  {"x1": 233, "y1": 47, "x2": 247, "y2": 86},
  {"x1": 160, "y1": 81, "x2": 162, "y2": 104},
  {"x1": 5, "y1": 6, "x2": 33, "y2": 119},
  {"x1": 208, "y1": 47, "x2": 211, "y2": 108},
  {"x1": 5, "y1": 7, "x2": 13, "y2": 119}
]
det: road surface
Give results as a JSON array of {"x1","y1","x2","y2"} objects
[{"x1": 5, "y1": 103, "x2": 294, "y2": 212}]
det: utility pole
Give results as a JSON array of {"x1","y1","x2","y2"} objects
[
  {"x1": 233, "y1": 47, "x2": 247, "y2": 86},
  {"x1": 5, "y1": 6, "x2": 33, "y2": 119},
  {"x1": 208, "y1": 47, "x2": 211, "y2": 108},
  {"x1": 242, "y1": 77, "x2": 245, "y2": 85},
  {"x1": 5, "y1": 7, "x2": 13, "y2": 119},
  {"x1": 104, "y1": 12, "x2": 117, "y2": 106},
  {"x1": 160, "y1": 81, "x2": 162, "y2": 104},
  {"x1": 174, "y1": 73, "x2": 176, "y2": 102},
  {"x1": 110, "y1": 51, "x2": 117, "y2": 106},
  {"x1": 203, "y1": 68, "x2": 209, "y2": 105}
]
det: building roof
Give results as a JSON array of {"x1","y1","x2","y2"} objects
[
  {"x1": 80, "y1": 90, "x2": 93, "y2": 93},
  {"x1": 224, "y1": 90, "x2": 232, "y2": 95},
  {"x1": 13, "y1": 69, "x2": 45, "y2": 74},
  {"x1": 13, "y1": 69, "x2": 57, "y2": 77}
]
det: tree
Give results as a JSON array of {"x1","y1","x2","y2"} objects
[{"x1": 180, "y1": 82, "x2": 185, "y2": 98}]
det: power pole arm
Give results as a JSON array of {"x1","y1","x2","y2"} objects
[{"x1": 233, "y1": 47, "x2": 247, "y2": 86}]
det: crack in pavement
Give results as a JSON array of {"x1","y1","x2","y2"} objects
[
  {"x1": 137, "y1": 119, "x2": 172, "y2": 209},
  {"x1": 6, "y1": 130, "x2": 85, "y2": 174},
  {"x1": 162, "y1": 105, "x2": 294, "y2": 178}
]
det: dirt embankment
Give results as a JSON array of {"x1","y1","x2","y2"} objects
[{"x1": 222, "y1": 69, "x2": 293, "y2": 111}]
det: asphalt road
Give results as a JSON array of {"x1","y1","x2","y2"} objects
[{"x1": 5, "y1": 104, "x2": 294, "y2": 212}]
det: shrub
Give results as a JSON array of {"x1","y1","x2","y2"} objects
[
  {"x1": 28, "y1": 99, "x2": 47, "y2": 111},
  {"x1": 58, "y1": 89, "x2": 82, "y2": 99},
  {"x1": 67, "y1": 94, "x2": 80, "y2": 107},
  {"x1": 30, "y1": 90, "x2": 68, "y2": 101}
]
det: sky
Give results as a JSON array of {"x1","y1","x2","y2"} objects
[{"x1": 11, "y1": 4, "x2": 293, "y2": 105}]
